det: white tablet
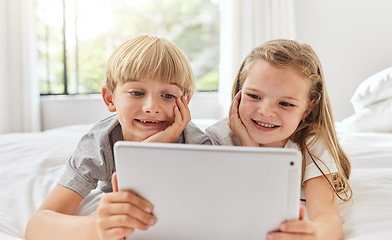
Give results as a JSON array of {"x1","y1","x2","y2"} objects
[{"x1": 114, "y1": 141, "x2": 301, "y2": 240}]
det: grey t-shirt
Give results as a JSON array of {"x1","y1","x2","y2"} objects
[{"x1": 58, "y1": 115, "x2": 212, "y2": 198}]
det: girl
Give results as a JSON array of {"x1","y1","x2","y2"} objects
[{"x1": 206, "y1": 39, "x2": 352, "y2": 240}]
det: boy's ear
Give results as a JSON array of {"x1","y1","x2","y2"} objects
[
  {"x1": 102, "y1": 86, "x2": 117, "y2": 112},
  {"x1": 302, "y1": 99, "x2": 317, "y2": 121}
]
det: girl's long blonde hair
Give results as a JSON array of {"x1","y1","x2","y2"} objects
[{"x1": 232, "y1": 39, "x2": 352, "y2": 201}]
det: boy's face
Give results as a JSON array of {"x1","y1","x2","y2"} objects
[
  {"x1": 102, "y1": 78, "x2": 184, "y2": 141},
  {"x1": 238, "y1": 60, "x2": 312, "y2": 148}
]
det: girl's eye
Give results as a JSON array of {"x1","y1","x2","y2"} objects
[
  {"x1": 130, "y1": 91, "x2": 144, "y2": 96},
  {"x1": 247, "y1": 94, "x2": 261, "y2": 100},
  {"x1": 162, "y1": 94, "x2": 175, "y2": 100},
  {"x1": 279, "y1": 101, "x2": 294, "y2": 107}
]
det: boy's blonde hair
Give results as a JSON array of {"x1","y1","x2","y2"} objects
[
  {"x1": 233, "y1": 39, "x2": 352, "y2": 201},
  {"x1": 105, "y1": 34, "x2": 195, "y2": 97}
]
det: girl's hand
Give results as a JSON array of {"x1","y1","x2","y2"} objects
[
  {"x1": 143, "y1": 96, "x2": 191, "y2": 143},
  {"x1": 267, "y1": 205, "x2": 318, "y2": 240},
  {"x1": 228, "y1": 91, "x2": 258, "y2": 147},
  {"x1": 96, "y1": 173, "x2": 156, "y2": 240}
]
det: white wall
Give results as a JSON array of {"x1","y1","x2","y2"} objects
[
  {"x1": 295, "y1": 0, "x2": 392, "y2": 121},
  {"x1": 41, "y1": 95, "x2": 110, "y2": 130},
  {"x1": 41, "y1": 92, "x2": 223, "y2": 130}
]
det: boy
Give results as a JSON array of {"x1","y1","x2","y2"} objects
[{"x1": 26, "y1": 35, "x2": 211, "y2": 240}]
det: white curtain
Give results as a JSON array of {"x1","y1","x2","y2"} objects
[
  {"x1": 218, "y1": 0, "x2": 296, "y2": 114},
  {"x1": 0, "y1": 0, "x2": 41, "y2": 133}
]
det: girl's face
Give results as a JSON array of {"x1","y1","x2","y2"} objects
[
  {"x1": 104, "y1": 78, "x2": 183, "y2": 141},
  {"x1": 238, "y1": 60, "x2": 312, "y2": 148}
]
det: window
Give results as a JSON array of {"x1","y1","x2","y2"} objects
[{"x1": 36, "y1": 0, "x2": 220, "y2": 95}]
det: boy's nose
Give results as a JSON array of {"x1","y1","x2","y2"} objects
[{"x1": 142, "y1": 96, "x2": 160, "y2": 113}]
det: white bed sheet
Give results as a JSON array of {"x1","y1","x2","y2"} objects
[
  {"x1": 335, "y1": 125, "x2": 392, "y2": 239},
  {"x1": 0, "y1": 123, "x2": 391, "y2": 239}
]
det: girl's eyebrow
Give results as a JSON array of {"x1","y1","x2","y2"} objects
[
  {"x1": 244, "y1": 87, "x2": 301, "y2": 102},
  {"x1": 243, "y1": 87, "x2": 260, "y2": 93},
  {"x1": 282, "y1": 96, "x2": 301, "y2": 102}
]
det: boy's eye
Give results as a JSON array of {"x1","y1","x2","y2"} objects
[
  {"x1": 247, "y1": 94, "x2": 261, "y2": 100},
  {"x1": 130, "y1": 91, "x2": 144, "y2": 96},
  {"x1": 162, "y1": 94, "x2": 175, "y2": 100},
  {"x1": 279, "y1": 101, "x2": 294, "y2": 107}
]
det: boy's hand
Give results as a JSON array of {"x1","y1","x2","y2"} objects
[
  {"x1": 228, "y1": 91, "x2": 258, "y2": 147},
  {"x1": 267, "y1": 205, "x2": 318, "y2": 240},
  {"x1": 143, "y1": 96, "x2": 191, "y2": 143},
  {"x1": 96, "y1": 173, "x2": 156, "y2": 240}
]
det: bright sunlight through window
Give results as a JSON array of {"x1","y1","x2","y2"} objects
[{"x1": 36, "y1": 0, "x2": 220, "y2": 95}]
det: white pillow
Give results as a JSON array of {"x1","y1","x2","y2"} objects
[
  {"x1": 351, "y1": 66, "x2": 392, "y2": 112},
  {"x1": 342, "y1": 98, "x2": 392, "y2": 132}
]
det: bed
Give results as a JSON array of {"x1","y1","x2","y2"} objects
[{"x1": 1, "y1": 67, "x2": 392, "y2": 240}]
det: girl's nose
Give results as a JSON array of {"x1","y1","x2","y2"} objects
[
  {"x1": 258, "y1": 101, "x2": 276, "y2": 117},
  {"x1": 142, "y1": 96, "x2": 160, "y2": 114}
]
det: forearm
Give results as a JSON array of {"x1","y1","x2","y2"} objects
[
  {"x1": 313, "y1": 212, "x2": 343, "y2": 240},
  {"x1": 25, "y1": 210, "x2": 98, "y2": 240}
]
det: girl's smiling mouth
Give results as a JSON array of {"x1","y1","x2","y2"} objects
[{"x1": 252, "y1": 120, "x2": 280, "y2": 129}]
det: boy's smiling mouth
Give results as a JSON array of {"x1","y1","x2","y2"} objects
[
  {"x1": 135, "y1": 119, "x2": 166, "y2": 127},
  {"x1": 137, "y1": 119, "x2": 163, "y2": 124}
]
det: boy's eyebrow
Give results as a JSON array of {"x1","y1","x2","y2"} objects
[
  {"x1": 127, "y1": 79, "x2": 177, "y2": 86},
  {"x1": 125, "y1": 79, "x2": 181, "y2": 92}
]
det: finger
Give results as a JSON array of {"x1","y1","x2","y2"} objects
[
  {"x1": 279, "y1": 220, "x2": 317, "y2": 235},
  {"x1": 299, "y1": 205, "x2": 306, "y2": 220},
  {"x1": 229, "y1": 99, "x2": 237, "y2": 123},
  {"x1": 181, "y1": 95, "x2": 191, "y2": 121},
  {"x1": 267, "y1": 231, "x2": 314, "y2": 240},
  {"x1": 98, "y1": 202, "x2": 157, "y2": 227},
  {"x1": 102, "y1": 191, "x2": 154, "y2": 214},
  {"x1": 229, "y1": 91, "x2": 241, "y2": 118},
  {"x1": 229, "y1": 93, "x2": 242, "y2": 129},
  {"x1": 172, "y1": 106, "x2": 183, "y2": 128},
  {"x1": 111, "y1": 172, "x2": 118, "y2": 192},
  {"x1": 99, "y1": 214, "x2": 151, "y2": 231},
  {"x1": 185, "y1": 95, "x2": 191, "y2": 104},
  {"x1": 235, "y1": 90, "x2": 242, "y2": 101},
  {"x1": 175, "y1": 97, "x2": 186, "y2": 121},
  {"x1": 233, "y1": 90, "x2": 242, "y2": 104},
  {"x1": 173, "y1": 96, "x2": 191, "y2": 130},
  {"x1": 228, "y1": 95, "x2": 237, "y2": 117},
  {"x1": 179, "y1": 95, "x2": 189, "y2": 109},
  {"x1": 176, "y1": 96, "x2": 191, "y2": 123}
]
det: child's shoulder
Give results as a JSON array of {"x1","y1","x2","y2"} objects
[
  {"x1": 181, "y1": 121, "x2": 212, "y2": 145},
  {"x1": 80, "y1": 114, "x2": 121, "y2": 147},
  {"x1": 205, "y1": 118, "x2": 240, "y2": 146},
  {"x1": 88, "y1": 115, "x2": 120, "y2": 134}
]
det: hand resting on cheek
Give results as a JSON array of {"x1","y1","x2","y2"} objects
[
  {"x1": 143, "y1": 96, "x2": 191, "y2": 143},
  {"x1": 228, "y1": 91, "x2": 258, "y2": 147}
]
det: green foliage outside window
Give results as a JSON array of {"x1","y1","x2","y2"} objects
[{"x1": 36, "y1": 0, "x2": 220, "y2": 95}]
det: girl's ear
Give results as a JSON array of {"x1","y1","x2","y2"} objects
[
  {"x1": 302, "y1": 99, "x2": 317, "y2": 121},
  {"x1": 102, "y1": 86, "x2": 117, "y2": 112}
]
